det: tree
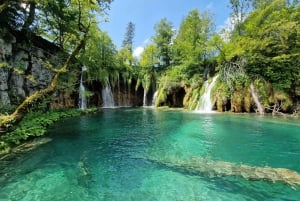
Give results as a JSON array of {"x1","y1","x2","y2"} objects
[
  {"x1": 138, "y1": 44, "x2": 159, "y2": 95},
  {"x1": 122, "y1": 21, "x2": 135, "y2": 54},
  {"x1": 172, "y1": 9, "x2": 214, "y2": 78},
  {"x1": 241, "y1": 0, "x2": 300, "y2": 91},
  {"x1": 229, "y1": 0, "x2": 251, "y2": 36},
  {"x1": 251, "y1": 0, "x2": 275, "y2": 9},
  {"x1": 152, "y1": 18, "x2": 174, "y2": 67},
  {"x1": 78, "y1": 27, "x2": 117, "y2": 83},
  {"x1": 140, "y1": 44, "x2": 159, "y2": 68}
]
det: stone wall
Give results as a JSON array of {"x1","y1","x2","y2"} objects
[{"x1": 0, "y1": 28, "x2": 76, "y2": 109}]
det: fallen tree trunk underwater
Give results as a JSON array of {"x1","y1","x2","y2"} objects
[{"x1": 147, "y1": 156, "x2": 300, "y2": 189}]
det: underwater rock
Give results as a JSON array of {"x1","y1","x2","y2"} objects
[
  {"x1": 147, "y1": 157, "x2": 300, "y2": 188},
  {"x1": 77, "y1": 155, "x2": 94, "y2": 187},
  {"x1": 78, "y1": 161, "x2": 89, "y2": 176}
]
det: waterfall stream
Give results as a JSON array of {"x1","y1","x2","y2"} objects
[
  {"x1": 102, "y1": 80, "x2": 115, "y2": 108},
  {"x1": 143, "y1": 89, "x2": 147, "y2": 106},
  {"x1": 78, "y1": 66, "x2": 87, "y2": 110},
  {"x1": 197, "y1": 75, "x2": 219, "y2": 113},
  {"x1": 152, "y1": 91, "x2": 158, "y2": 106},
  {"x1": 250, "y1": 83, "x2": 264, "y2": 114}
]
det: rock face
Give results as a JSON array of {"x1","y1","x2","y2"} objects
[{"x1": 0, "y1": 28, "x2": 76, "y2": 109}]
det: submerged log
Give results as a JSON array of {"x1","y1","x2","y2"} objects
[
  {"x1": 147, "y1": 157, "x2": 300, "y2": 188},
  {"x1": 0, "y1": 137, "x2": 52, "y2": 160}
]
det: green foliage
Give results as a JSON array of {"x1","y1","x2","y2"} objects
[
  {"x1": 184, "y1": 87, "x2": 201, "y2": 110},
  {"x1": 0, "y1": 104, "x2": 17, "y2": 115},
  {"x1": 154, "y1": 73, "x2": 182, "y2": 107},
  {"x1": 153, "y1": 18, "x2": 174, "y2": 67},
  {"x1": 155, "y1": 87, "x2": 168, "y2": 107},
  {"x1": 78, "y1": 27, "x2": 119, "y2": 84},
  {"x1": 212, "y1": 79, "x2": 231, "y2": 100},
  {"x1": 172, "y1": 9, "x2": 214, "y2": 76},
  {"x1": 254, "y1": 78, "x2": 272, "y2": 106},
  {"x1": 225, "y1": 0, "x2": 300, "y2": 92},
  {"x1": 273, "y1": 90, "x2": 292, "y2": 111},
  {"x1": 140, "y1": 44, "x2": 159, "y2": 68},
  {"x1": 214, "y1": 81, "x2": 231, "y2": 112},
  {"x1": 36, "y1": 0, "x2": 111, "y2": 48},
  {"x1": 0, "y1": 108, "x2": 95, "y2": 152},
  {"x1": 0, "y1": 62, "x2": 8, "y2": 68}
]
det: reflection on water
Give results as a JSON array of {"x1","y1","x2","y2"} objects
[{"x1": 0, "y1": 109, "x2": 300, "y2": 201}]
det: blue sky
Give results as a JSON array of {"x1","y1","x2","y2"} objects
[{"x1": 100, "y1": 0, "x2": 231, "y2": 56}]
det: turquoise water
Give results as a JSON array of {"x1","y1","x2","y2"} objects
[{"x1": 1, "y1": 109, "x2": 300, "y2": 201}]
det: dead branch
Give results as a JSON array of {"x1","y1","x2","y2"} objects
[{"x1": 219, "y1": 58, "x2": 247, "y2": 91}]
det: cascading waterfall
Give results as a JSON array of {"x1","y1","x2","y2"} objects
[
  {"x1": 197, "y1": 75, "x2": 219, "y2": 113},
  {"x1": 102, "y1": 79, "x2": 115, "y2": 108},
  {"x1": 117, "y1": 74, "x2": 121, "y2": 106},
  {"x1": 127, "y1": 82, "x2": 131, "y2": 107},
  {"x1": 143, "y1": 89, "x2": 147, "y2": 106},
  {"x1": 152, "y1": 91, "x2": 158, "y2": 106},
  {"x1": 250, "y1": 83, "x2": 264, "y2": 114},
  {"x1": 78, "y1": 65, "x2": 87, "y2": 110}
]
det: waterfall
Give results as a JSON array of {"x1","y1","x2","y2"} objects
[
  {"x1": 152, "y1": 91, "x2": 158, "y2": 106},
  {"x1": 143, "y1": 89, "x2": 147, "y2": 106},
  {"x1": 197, "y1": 75, "x2": 219, "y2": 113},
  {"x1": 102, "y1": 80, "x2": 115, "y2": 108},
  {"x1": 127, "y1": 82, "x2": 131, "y2": 107},
  {"x1": 79, "y1": 65, "x2": 87, "y2": 110},
  {"x1": 250, "y1": 83, "x2": 264, "y2": 114},
  {"x1": 117, "y1": 74, "x2": 121, "y2": 106}
]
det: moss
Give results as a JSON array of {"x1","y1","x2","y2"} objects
[
  {"x1": 155, "y1": 88, "x2": 168, "y2": 107},
  {"x1": 212, "y1": 80, "x2": 231, "y2": 112},
  {"x1": 244, "y1": 93, "x2": 252, "y2": 112},
  {"x1": 216, "y1": 98, "x2": 224, "y2": 112},
  {"x1": 231, "y1": 90, "x2": 243, "y2": 112},
  {"x1": 254, "y1": 78, "x2": 272, "y2": 107},
  {"x1": 273, "y1": 90, "x2": 292, "y2": 111},
  {"x1": 185, "y1": 88, "x2": 200, "y2": 110}
]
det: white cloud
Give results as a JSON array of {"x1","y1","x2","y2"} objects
[{"x1": 133, "y1": 46, "x2": 144, "y2": 58}]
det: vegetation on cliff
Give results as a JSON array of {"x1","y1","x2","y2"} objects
[{"x1": 141, "y1": 0, "x2": 300, "y2": 113}]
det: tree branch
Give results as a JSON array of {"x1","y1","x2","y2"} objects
[{"x1": 0, "y1": 0, "x2": 9, "y2": 13}]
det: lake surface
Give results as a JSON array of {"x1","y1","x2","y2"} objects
[{"x1": 1, "y1": 108, "x2": 300, "y2": 200}]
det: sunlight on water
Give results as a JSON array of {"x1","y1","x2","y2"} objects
[{"x1": 0, "y1": 109, "x2": 300, "y2": 201}]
